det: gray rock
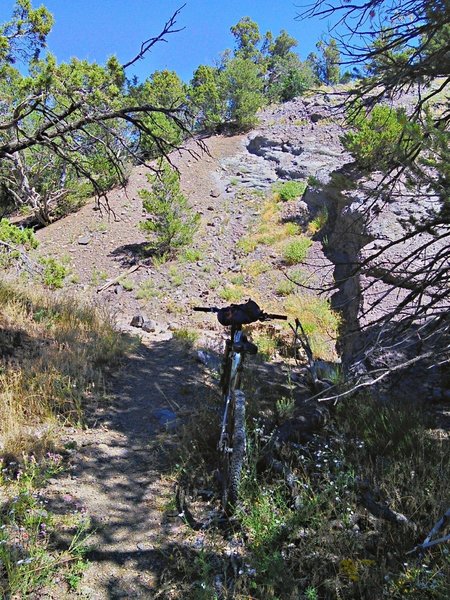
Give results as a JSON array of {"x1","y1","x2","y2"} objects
[
  {"x1": 152, "y1": 408, "x2": 178, "y2": 430},
  {"x1": 78, "y1": 235, "x2": 91, "y2": 245},
  {"x1": 130, "y1": 315, "x2": 144, "y2": 328},
  {"x1": 197, "y1": 350, "x2": 221, "y2": 372},
  {"x1": 142, "y1": 320, "x2": 158, "y2": 333},
  {"x1": 310, "y1": 112, "x2": 324, "y2": 123}
]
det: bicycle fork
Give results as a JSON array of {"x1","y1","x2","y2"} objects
[{"x1": 219, "y1": 331, "x2": 244, "y2": 453}]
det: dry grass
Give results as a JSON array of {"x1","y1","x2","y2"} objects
[
  {"x1": 237, "y1": 197, "x2": 301, "y2": 254},
  {"x1": 0, "y1": 281, "x2": 131, "y2": 455},
  {"x1": 284, "y1": 294, "x2": 340, "y2": 360}
]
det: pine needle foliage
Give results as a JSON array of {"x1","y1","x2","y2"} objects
[{"x1": 139, "y1": 162, "x2": 200, "y2": 258}]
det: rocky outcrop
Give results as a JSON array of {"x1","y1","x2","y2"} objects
[
  {"x1": 247, "y1": 96, "x2": 352, "y2": 185},
  {"x1": 242, "y1": 92, "x2": 449, "y2": 398}
]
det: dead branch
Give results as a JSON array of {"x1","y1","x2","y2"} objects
[
  {"x1": 360, "y1": 490, "x2": 416, "y2": 530},
  {"x1": 315, "y1": 350, "x2": 436, "y2": 404},
  {"x1": 96, "y1": 263, "x2": 144, "y2": 293},
  {"x1": 0, "y1": 240, "x2": 43, "y2": 276},
  {"x1": 290, "y1": 318, "x2": 319, "y2": 389},
  {"x1": 122, "y1": 5, "x2": 186, "y2": 71}
]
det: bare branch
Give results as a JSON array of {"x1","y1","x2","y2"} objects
[{"x1": 121, "y1": 5, "x2": 187, "y2": 70}]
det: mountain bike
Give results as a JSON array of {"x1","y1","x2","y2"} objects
[{"x1": 194, "y1": 299, "x2": 286, "y2": 514}]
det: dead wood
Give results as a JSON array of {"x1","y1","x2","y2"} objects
[{"x1": 96, "y1": 263, "x2": 144, "y2": 293}]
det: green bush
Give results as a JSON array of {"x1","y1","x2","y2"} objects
[
  {"x1": 139, "y1": 162, "x2": 200, "y2": 257},
  {"x1": 0, "y1": 219, "x2": 38, "y2": 249},
  {"x1": 274, "y1": 180, "x2": 307, "y2": 201},
  {"x1": 282, "y1": 236, "x2": 312, "y2": 264},
  {"x1": 181, "y1": 248, "x2": 203, "y2": 262},
  {"x1": 342, "y1": 105, "x2": 420, "y2": 170},
  {"x1": 39, "y1": 257, "x2": 69, "y2": 289}
]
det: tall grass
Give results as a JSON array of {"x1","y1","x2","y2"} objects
[
  {"x1": 166, "y1": 385, "x2": 450, "y2": 599},
  {"x1": 0, "y1": 281, "x2": 130, "y2": 454},
  {"x1": 0, "y1": 453, "x2": 91, "y2": 597},
  {"x1": 284, "y1": 294, "x2": 340, "y2": 359}
]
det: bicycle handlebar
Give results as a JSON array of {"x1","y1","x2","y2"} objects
[
  {"x1": 193, "y1": 306, "x2": 287, "y2": 321},
  {"x1": 262, "y1": 313, "x2": 288, "y2": 321},
  {"x1": 193, "y1": 306, "x2": 219, "y2": 313}
]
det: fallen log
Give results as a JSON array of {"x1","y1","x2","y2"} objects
[{"x1": 96, "y1": 263, "x2": 143, "y2": 293}]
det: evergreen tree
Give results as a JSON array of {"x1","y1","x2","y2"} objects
[
  {"x1": 223, "y1": 56, "x2": 265, "y2": 130},
  {"x1": 314, "y1": 39, "x2": 341, "y2": 85},
  {"x1": 230, "y1": 16, "x2": 262, "y2": 61},
  {"x1": 189, "y1": 65, "x2": 226, "y2": 131},
  {"x1": 131, "y1": 70, "x2": 187, "y2": 158},
  {"x1": 139, "y1": 161, "x2": 199, "y2": 257}
]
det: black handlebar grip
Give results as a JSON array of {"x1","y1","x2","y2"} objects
[
  {"x1": 264, "y1": 313, "x2": 288, "y2": 320},
  {"x1": 193, "y1": 306, "x2": 218, "y2": 312}
]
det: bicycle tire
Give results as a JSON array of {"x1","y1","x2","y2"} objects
[{"x1": 222, "y1": 389, "x2": 246, "y2": 513}]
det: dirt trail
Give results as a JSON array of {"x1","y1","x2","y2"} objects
[
  {"x1": 39, "y1": 134, "x2": 254, "y2": 598},
  {"x1": 46, "y1": 339, "x2": 206, "y2": 598}
]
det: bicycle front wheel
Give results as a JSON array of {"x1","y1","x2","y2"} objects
[{"x1": 222, "y1": 389, "x2": 246, "y2": 513}]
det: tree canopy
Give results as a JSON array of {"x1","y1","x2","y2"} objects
[
  {"x1": 189, "y1": 16, "x2": 320, "y2": 132},
  {"x1": 0, "y1": 1, "x2": 193, "y2": 223}
]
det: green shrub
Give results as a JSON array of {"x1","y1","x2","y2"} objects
[
  {"x1": 172, "y1": 328, "x2": 199, "y2": 345},
  {"x1": 39, "y1": 257, "x2": 69, "y2": 289},
  {"x1": 276, "y1": 279, "x2": 296, "y2": 296},
  {"x1": 282, "y1": 236, "x2": 312, "y2": 264},
  {"x1": 284, "y1": 221, "x2": 301, "y2": 236},
  {"x1": 219, "y1": 285, "x2": 245, "y2": 302},
  {"x1": 0, "y1": 219, "x2": 38, "y2": 249},
  {"x1": 342, "y1": 105, "x2": 421, "y2": 170},
  {"x1": 139, "y1": 162, "x2": 200, "y2": 257},
  {"x1": 136, "y1": 279, "x2": 161, "y2": 300},
  {"x1": 168, "y1": 266, "x2": 183, "y2": 287},
  {"x1": 274, "y1": 180, "x2": 307, "y2": 201},
  {"x1": 245, "y1": 260, "x2": 270, "y2": 277},
  {"x1": 118, "y1": 277, "x2": 134, "y2": 291},
  {"x1": 181, "y1": 248, "x2": 203, "y2": 262}
]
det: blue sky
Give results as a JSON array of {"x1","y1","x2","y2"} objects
[{"x1": 0, "y1": 0, "x2": 333, "y2": 82}]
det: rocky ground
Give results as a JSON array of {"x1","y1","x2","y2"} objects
[{"x1": 35, "y1": 94, "x2": 348, "y2": 339}]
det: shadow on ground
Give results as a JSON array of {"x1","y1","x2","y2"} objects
[
  {"x1": 108, "y1": 242, "x2": 149, "y2": 267},
  {"x1": 53, "y1": 335, "x2": 225, "y2": 598}
]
